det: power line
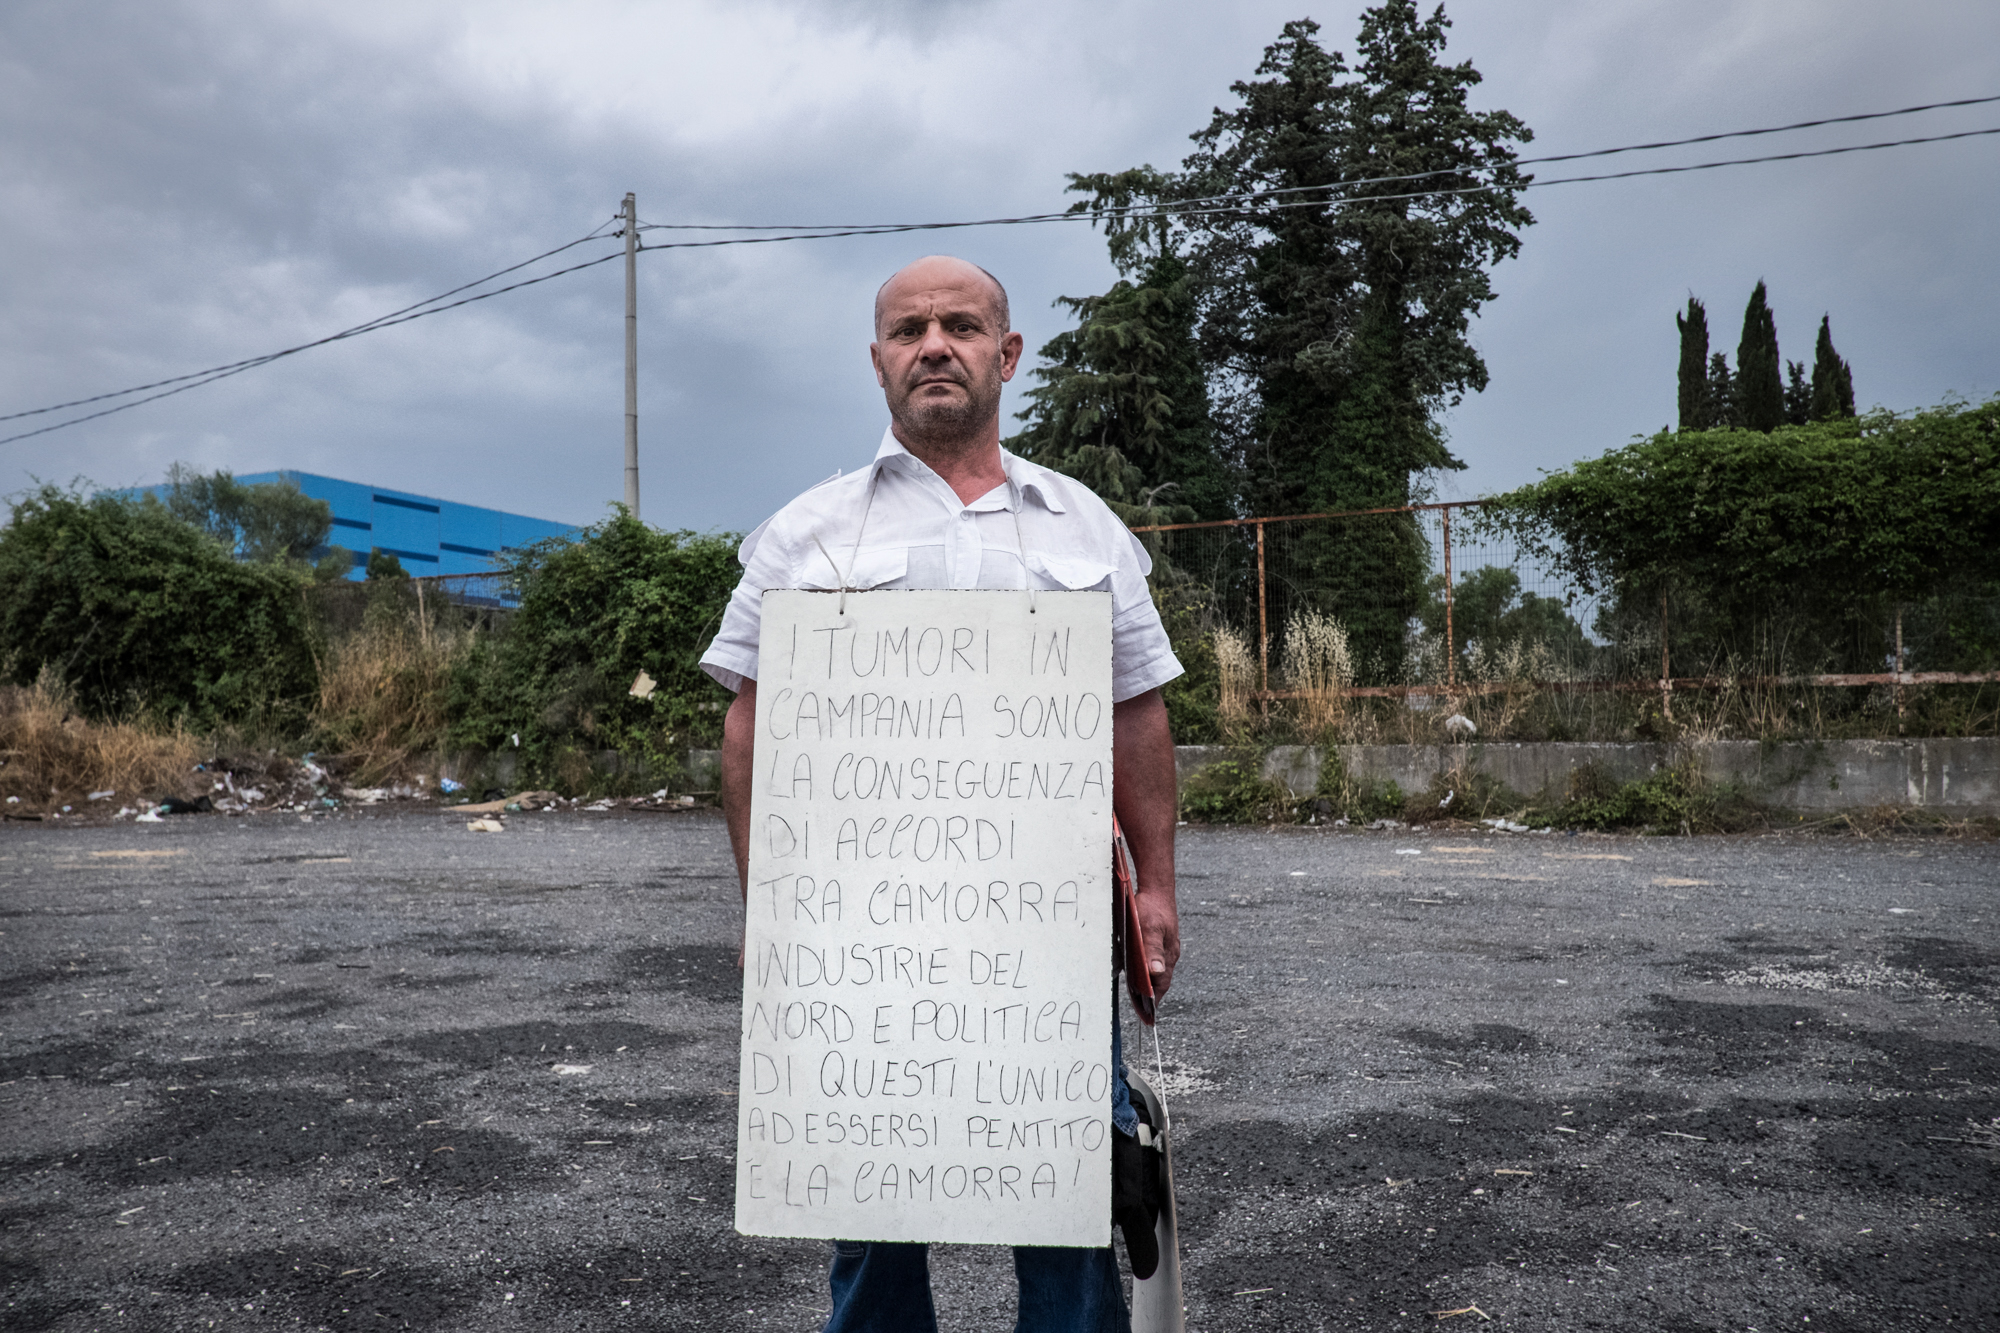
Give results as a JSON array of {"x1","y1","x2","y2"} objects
[
  {"x1": 6, "y1": 104, "x2": 1995, "y2": 445},
  {"x1": 629, "y1": 123, "x2": 2000, "y2": 250},
  {"x1": 0, "y1": 223, "x2": 621, "y2": 427},
  {"x1": 0, "y1": 230, "x2": 625, "y2": 448},
  {"x1": 637, "y1": 92, "x2": 2000, "y2": 232}
]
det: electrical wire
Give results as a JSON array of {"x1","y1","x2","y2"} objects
[
  {"x1": 6, "y1": 100, "x2": 1995, "y2": 445},
  {"x1": 0, "y1": 228, "x2": 626, "y2": 447},
  {"x1": 630, "y1": 123, "x2": 2000, "y2": 251},
  {"x1": 0, "y1": 222, "x2": 621, "y2": 427},
  {"x1": 637, "y1": 92, "x2": 2000, "y2": 232}
]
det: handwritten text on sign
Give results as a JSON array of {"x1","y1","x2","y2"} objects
[{"x1": 735, "y1": 590, "x2": 1113, "y2": 1246}]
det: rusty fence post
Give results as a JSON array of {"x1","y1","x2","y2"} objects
[
  {"x1": 1255, "y1": 520, "x2": 1270, "y2": 706},
  {"x1": 1659, "y1": 590, "x2": 1672, "y2": 722},
  {"x1": 1894, "y1": 603, "x2": 1905, "y2": 732},
  {"x1": 1442, "y1": 505, "x2": 1456, "y2": 692}
]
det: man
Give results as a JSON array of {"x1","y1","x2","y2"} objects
[{"x1": 700, "y1": 255, "x2": 1182, "y2": 1333}]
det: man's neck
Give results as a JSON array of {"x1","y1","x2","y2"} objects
[{"x1": 892, "y1": 424, "x2": 1009, "y2": 506}]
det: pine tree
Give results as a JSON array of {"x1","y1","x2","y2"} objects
[
  {"x1": 1005, "y1": 250, "x2": 1229, "y2": 524},
  {"x1": 1676, "y1": 298, "x2": 1710, "y2": 430},
  {"x1": 1809, "y1": 315, "x2": 1856, "y2": 420},
  {"x1": 1160, "y1": 6, "x2": 1531, "y2": 672},
  {"x1": 1784, "y1": 360, "x2": 1811, "y2": 426},
  {"x1": 1734, "y1": 280, "x2": 1784, "y2": 432}
]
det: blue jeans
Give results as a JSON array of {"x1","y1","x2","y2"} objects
[{"x1": 822, "y1": 1007, "x2": 1137, "y2": 1333}]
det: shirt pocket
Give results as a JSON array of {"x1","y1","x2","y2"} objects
[
  {"x1": 793, "y1": 544, "x2": 909, "y2": 591},
  {"x1": 1029, "y1": 552, "x2": 1117, "y2": 592}
]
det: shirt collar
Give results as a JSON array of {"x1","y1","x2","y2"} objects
[{"x1": 869, "y1": 427, "x2": 1068, "y2": 514}]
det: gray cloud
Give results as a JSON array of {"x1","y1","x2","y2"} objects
[{"x1": 3, "y1": 0, "x2": 1996, "y2": 532}]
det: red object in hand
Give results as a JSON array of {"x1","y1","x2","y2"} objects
[{"x1": 1113, "y1": 819, "x2": 1156, "y2": 1026}]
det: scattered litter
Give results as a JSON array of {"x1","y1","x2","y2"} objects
[
  {"x1": 1444, "y1": 713, "x2": 1477, "y2": 736},
  {"x1": 466, "y1": 818, "x2": 506, "y2": 833},
  {"x1": 1232, "y1": 1288, "x2": 1274, "y2": 1297},
  {"x1": 629, "y1": 669, "x2": 657, "y2": 699},
  {"x1": 135, "y1": 808, "x2": 164, "y2": 823},
  {"x1": 4, "y1": 796, "x2": 16, "y2": 804},
  {"x1": 345, "y1": 788, "x2": 389, "y2": 804},
  {"x1": 582, "y1": 799, "x2": 616, "y2": 812},
  {"x1": 1333, "y1": 817, "x2": 1349, "y2": 827},
  {"x1": 439, "y1": 777, "x2": 464, "y2": 794},
  {"x1": 157, "y1": 796, "x2": 213, "y2": 815},
  {"x1": 1493, "y1": 1169, "x2": 1533, "y2": 1176},
  {"x1": 1659, "y1": 1131, "x2": 1708, "y2": 1141},
  {"x1": 1429, "y1": 1305, "x2": 1491, "y2": 1321},
  {"x1": 510, "y1": 733, "x2": 520, "y2": 747},
  {"x1": 1481, "y1": 818, "x2": 1531, "y2": 833},
  {"x1": 1289, "y1": 871, "x2": 1306, "y2": 877},
  {"x1": 1366, "y1": 818, "x2": 1404, "y2": 831},
  {"x1": 552, "y1": 1063, "x2": 593, "y2": 1075},
  {"x1": 1395, "y1": 848, "x2": 1422, "y2": 856},
  {"x1": 1438, "y1": 789, "x2": 1455, "y2": 809},
  {"x1": 114, "y1": 807, "x2": 135, "y2": 819},
  {"x1": 1887, "y1": 907, "x2": 1916, "y2": 915},
  {"x1": 88, "y1": 789, "x2": 116, "y2": 801}
]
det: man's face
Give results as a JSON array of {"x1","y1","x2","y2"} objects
[{"x1": 870, "y1": 260, "x2": 1024, "y2": 451}]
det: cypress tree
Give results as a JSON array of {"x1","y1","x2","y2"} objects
[
  {"x1": 1809, "y1": 315, "x2": 1856, "y2": 419},
  {"x1": 1705, "y1": 354, "x2": 1738, "y2": 429},
  {"x1": 1675, "y1": 298, "x2": 1710, "y2": 430},
  {"x1": 1734, "y1": 280, "x2": 1784, "y2": 432},
  {"x1": 1784, "y1": 360, "x2": 1811, "y2": 426}
]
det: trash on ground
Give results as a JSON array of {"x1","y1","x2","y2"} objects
[
  {"x1": 629, "y1": 669, "x2": 657, "y2": 699},
  {"x1": 1395, "y1": 848, "x2": 1422, "y2": 855},
  {"x1": 438, "y1": 777, "x2": 464, "y2": 794},
  {"x1": 1444, "y1": 713, "x2": 1477, "y2": 736},
  {"x1": 551, "y1": 1063, "x2": 593, "y2": 1075},
  {"x1": 466, "y1": 818, "x2": 506, "y2": 833},
  {"x1": 1482, "y1": 817, "x2": 1532, "y2": 833},
  {"x1": 1367, "y1": 818, "x2": 1404, "y2": 831},
  {"x1": 88, "y1": 789, "x2": 116, "y2": 801},
  {"x1": 135, "y1": 808, "x2": 164, "y2": 823},
  {"x1": 158, "y1": 796, "x2": 214, "y2": 815}
]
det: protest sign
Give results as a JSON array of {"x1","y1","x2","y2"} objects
[{"x1": 734, "y1": 589, "x2": 1114, "y2": 1247}]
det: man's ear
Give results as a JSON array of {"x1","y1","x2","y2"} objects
[{"x1": 869, "y1": 340, "x2": 885, "y2": 386}]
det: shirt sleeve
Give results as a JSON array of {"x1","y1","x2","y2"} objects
[
  {"x1": 1108, "y1": 531, "x2": 1183, "y2": 703},
  {"x1": 699, "y1": 527, "x2": 794, "y2": 693}
]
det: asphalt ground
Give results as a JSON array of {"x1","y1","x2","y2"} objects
[{"x1": 2, "y1": 810, "x2": 1996, "y2": 1332}]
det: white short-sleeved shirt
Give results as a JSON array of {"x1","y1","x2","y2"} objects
[{"x1": 700, "y1": 429, "x2": 1183, "y2": 703}]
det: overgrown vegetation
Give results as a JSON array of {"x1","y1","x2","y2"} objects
[
  {"x1": 0, "y1": 672, "x2": 203, "y2": 810},
  {"x1": 445, "y1": 511, "x2": 738, "y2": 792},
  {"x1": 0, "y1": 486, "x2": 320, "y2": 729}
]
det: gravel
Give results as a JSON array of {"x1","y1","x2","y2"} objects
[{"x1": 1, "y1": 810, "x2": 1995, "y2": 1331}]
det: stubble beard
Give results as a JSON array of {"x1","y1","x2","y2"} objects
[{"x1": 890, "y1": 366, "x2": 1002, "y2": 457}]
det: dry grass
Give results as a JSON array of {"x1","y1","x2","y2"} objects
[
  {"x1": 1279, "y1": 608, "x2": 1354, "y2": 739},
  {"x1": 311, "y1": 613, "x2": 467, "y2": 785},
  {"x1": 0, "y1": 672, "x2": 202, "y2": 813},
  {"x1": 1215, "y1": 627, "x2": 1256, "y2": 731}
]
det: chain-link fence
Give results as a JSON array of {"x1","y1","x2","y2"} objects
[{"x1": 1134, "y1": 503, "x2": 2000, "y2": 741}]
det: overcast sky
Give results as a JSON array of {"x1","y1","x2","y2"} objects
[{"x1": 4, "y1": 0, "x2": 1996, "y2": 534}]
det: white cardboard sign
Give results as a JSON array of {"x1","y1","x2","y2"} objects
[{"x1": 734, "y1": 589, "x2": 1114, "y2": 1247}]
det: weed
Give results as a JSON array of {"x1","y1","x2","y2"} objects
[
  {"x1": 0, "y1": 672, "x2": 202, "y2": 812},
  {"x1": 1178, "y1": 754, "x2": 1294, "y2": 824}
]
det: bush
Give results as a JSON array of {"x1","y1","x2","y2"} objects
[
  {"x1": 448, "y1": 511, "x2": 739, "y2": 790},
  {"x1": 0, "y1": 672, "x2": 204, "y2": 812},
  {"x1": 1531, "y1": 759, "x2": 1761, "y2": 834},
  {"x1": 0, "y1": 486, "x2": 318, "y2": 727},
  {"x1": 1178, "y1": 754, "x2": 1294, "y2": 823}
]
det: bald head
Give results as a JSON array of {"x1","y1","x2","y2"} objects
[{"x1": 873, "y1": 256, "x2": 1010, "y2": 338}]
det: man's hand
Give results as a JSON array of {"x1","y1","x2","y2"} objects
[
  {"x1": 1112, "y1": 688, "x2": 1180, "y2": 997},
  {"x1": 721, "y1": 679, "x2": 758, "y2": 968}
]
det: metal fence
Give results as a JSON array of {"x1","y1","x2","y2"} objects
[{"x1": 1130, "y1": 502, "x2": 2000, "y2": 730}]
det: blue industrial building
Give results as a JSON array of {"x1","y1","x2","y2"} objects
[{"x1": 122, "y1": 471, "x2": 578, "y2": 580}]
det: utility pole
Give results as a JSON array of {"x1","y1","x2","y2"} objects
[{"x1": 622, "y1": 191, "x2": 640, "y2": 520}]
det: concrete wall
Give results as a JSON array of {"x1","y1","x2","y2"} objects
[{"x1": 1176, "y1": 738, "x2": 2000, "y2": 815}]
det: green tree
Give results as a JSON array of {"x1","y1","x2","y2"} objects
[
  {"x1": 1704, "y1": 353, "x2": 1739, "y2": 430},
  {"x1": 1484, "y1": 400, "x2": 2000, "y2": 673},
  {"x1": 1109, "y1": 6, "x2": 1533, "y2": 674},
  {"x1": 1676, "y1": 298, "x2": 1711, "y2": 430},
  {"x1": 1733, "y1": 281, "x2": 1784, "y2": 432},
  {"x1": 1810, "y1": 315, "x2": 1856, "y2": 420},
  {"x1": 163, "y1": 464, "x2": 333, "y2": 564},
  {"x1": 1784, "y1": 360, "x2": 1811, "y2": 426},
  {"x1": 0, "y1": 487, "x2": 318, "y2": 724},
  {"x1": 1005, "y1": 248, "x2": 1231, "y2": 524},
  {"x1": 448, "y1": 510, "x2": 740, "y2": 786},
  {"x1": 1418, "y1": 564, "x2": 1592, "y2": 670},
  {"x1": 365, "y1": 549, "x2": 409, "y2": 581}
]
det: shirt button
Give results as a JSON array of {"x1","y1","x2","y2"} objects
[{"x1": 959, "y1": 511, "x2": 972, "y2": 521}]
